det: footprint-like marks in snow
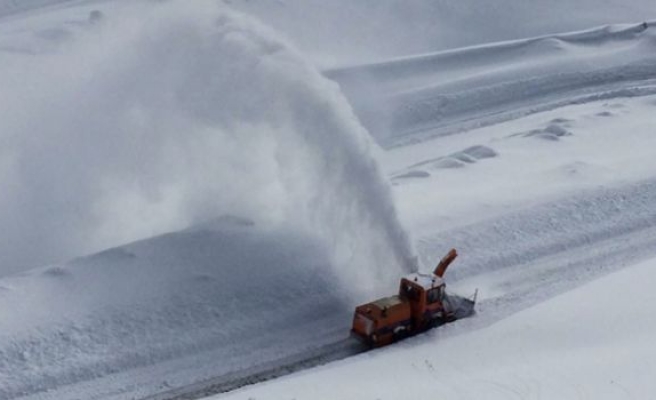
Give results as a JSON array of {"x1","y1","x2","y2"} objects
[
  {"x1": 42, "y1": 266, "x2": 73, "y2": 279},
  {"x1": 392, "y1": 145, "x2": 498, "y2": 182},
  {"x1": 521, "y1": 123, "x2": 572, "y2": 141},
  {"x1": 512, "y1": 118, "x2": 573, "y2": 141},
  {"x1": 392, "y1": 170, "x2": 431, "y2": 180},
  {"x1": 436, "y1": 145, "x2": 498, "y2": 168}
]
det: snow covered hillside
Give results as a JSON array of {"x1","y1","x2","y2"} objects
[
  {"x1": 2, "y1": 0, "x2": 655, "y2": 65},
  {"x1": 328, "y1": 21, "x2": 656, "y2": 145},
  {"x1": 229, "y1": 0, "x2": 656, "y2": 65},
  {"x1": 1, "y1": 1, "x2": 656, "y2": 400}
]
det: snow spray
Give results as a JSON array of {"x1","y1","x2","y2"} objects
[{"x1": 0, "y1": 1, "x2": 415, "y2": 295}]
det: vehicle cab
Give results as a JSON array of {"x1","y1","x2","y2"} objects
[{"x1": 400, "y1": 272, "x2": 452, "y2": 329}]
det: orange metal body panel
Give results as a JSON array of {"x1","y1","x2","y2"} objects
[
  {"x1": 399, "y1": 277, "x2": 448, "y2": 329},
  {"x1": 351, "y1": 295, "x2": 412, "y2": 346}
]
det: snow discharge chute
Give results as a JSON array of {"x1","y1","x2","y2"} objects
[{"x1": 0, "y1": 1, "x2": 414, "y2": 295}]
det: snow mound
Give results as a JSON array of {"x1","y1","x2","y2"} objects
[
  {"x1": 393, "y1": 145, "x2": 497, "y2": 181},
  {"x1": 513, "y1": 121, "x2": 573, "y2": 141},
  {"x1": 0, "y1": 223, "x2": 349, "y2": 399}
]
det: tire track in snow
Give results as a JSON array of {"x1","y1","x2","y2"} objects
[{"x1": 142, "y1": 339, "x2": 365, "y2": 400}]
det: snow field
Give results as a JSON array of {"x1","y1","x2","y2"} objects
[
  {"x1": 329, "y1": 21, "x2": 656, "y2": 145},
  {"x1": 389, "y1": 95, "x2": 656, "y2": 236},
  {"x1": 229, "y1": 0, "x2": 656, "y2": 66},
  {"x1": 1, "y1": 1, "x2": 656, "y2": 399}
]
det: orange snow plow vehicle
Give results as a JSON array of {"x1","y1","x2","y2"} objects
[{"x1": 351, "y1": 249, "x2": 476, "y2": 347}]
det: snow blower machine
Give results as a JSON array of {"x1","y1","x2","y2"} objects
[{"x1": 351, "y1": 249, "x2": 476, "y2": 347}]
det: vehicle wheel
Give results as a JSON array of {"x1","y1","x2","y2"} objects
[{"x1": 393, "y1": 325, "x2": 409, "y2": 341}]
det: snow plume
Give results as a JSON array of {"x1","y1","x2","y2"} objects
[{"x1": 0, "y1": 1, "x2": 414, "y2": 295}]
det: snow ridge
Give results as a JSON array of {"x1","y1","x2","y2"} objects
[{"x1": 328, "y1": 21, "x2": 656, "y2": 145}]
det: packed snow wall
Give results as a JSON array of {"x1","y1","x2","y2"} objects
[{"x1": 0, "y1": 1, "x2": 414, "y2": 295}]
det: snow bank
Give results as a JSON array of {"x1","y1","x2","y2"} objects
[
  {"x1": 328, "y1": 21, "x2": 656, "y2": 145},
  {"x1": 229, "y1": 0, "x2": 656, "y2": 65},
  {"x1": 0, "y1": 0, "x2": 414, "y2": 290},
  {"x1": 0, "y1": 223, "x2": 350, "y2": 399}
]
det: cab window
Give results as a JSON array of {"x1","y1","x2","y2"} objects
[{"x1": 426, "y1": 287, "x2": 442, "y2": 304}]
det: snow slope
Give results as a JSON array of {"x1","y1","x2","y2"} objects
[
  {"x1": 229, "y1": 0, "x2": 656, "y2": 65},
  {"x1": 1, "y1": 1, "x2": 656, "y2": 400},
  {"x1": 4, "y1": 0, "x2": 654, "y2": 65},
  {"x1": 0, "y1": 220, "x2": 352, "y2": 400},
  {"x1": 328, "y1": 21, "x2": 656, "y2": 145}
]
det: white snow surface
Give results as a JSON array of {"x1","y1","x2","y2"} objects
[
  {"x1": 229, "y1": 0, "x2": 656, "y2": 66},
  {"x1": 222, "y1": 256, "x2": 656, "y2": 400},
  {"x1": 2, "y1": 0, "x2": 655, "y2": 65},
  {"x1": 1, "y1": 1, "x2": 656, "y2": 400}
]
